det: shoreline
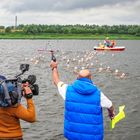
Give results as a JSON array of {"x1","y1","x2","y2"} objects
[{"x1": 0, "y1": 33, "x2": 140, "y2": 40}]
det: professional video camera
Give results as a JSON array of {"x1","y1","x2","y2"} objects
[{"x1": 0, "y1": 64, "x2": 39, "y2": 107}]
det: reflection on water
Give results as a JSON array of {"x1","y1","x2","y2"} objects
[{"x1": 0, "y1": 40, "x2": 140, "y2": 140}]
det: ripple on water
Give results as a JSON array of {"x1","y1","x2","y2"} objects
[{"x1": 0, "y1": 40, "x2": 140, "y2": 140}]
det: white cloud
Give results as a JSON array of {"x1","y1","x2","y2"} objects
[
  {"x1": 0, "y1": 0, "x2": 136, "y2": 13},
  {"x1": 0, "y1": 0, "x2": 139, "y2": 26}
]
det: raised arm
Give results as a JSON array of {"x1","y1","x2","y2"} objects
[
  {"x1": 15, "y1": 84, "x2": 36, "y2": 122},
  {"x1": 15, "y1": 98, "x2": 36, "y2": 122},
  {"x1": 50, "y1": 61, "x2": 61, "y2": 86}
]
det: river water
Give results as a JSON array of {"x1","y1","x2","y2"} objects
[{"x1": 0, "y1": 40, "x2": 140, "y2": 140}]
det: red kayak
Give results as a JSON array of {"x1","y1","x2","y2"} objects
[{"x1": 94, "y1": 46, "x2": 125, "y2": 51}]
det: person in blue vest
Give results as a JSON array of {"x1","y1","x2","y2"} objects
[{"x1": 50, "y1": 61, "x2": 115, "y2": 140}]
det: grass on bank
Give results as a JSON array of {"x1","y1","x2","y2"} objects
[{"x1": 0, "y1": 33, "x2": 140, "y2": 40}]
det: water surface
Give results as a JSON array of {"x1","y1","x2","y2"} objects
[{"x1": 0, "y1": 40, "x2": 140, "y2": 140}]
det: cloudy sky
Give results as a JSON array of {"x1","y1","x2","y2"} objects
[{"x1": 0, "y1": 0, "x2": 140, "y2": 26}]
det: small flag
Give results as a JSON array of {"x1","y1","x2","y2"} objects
[{"x1": 110, "y1": 105, "x2": 125, "y2": 130}]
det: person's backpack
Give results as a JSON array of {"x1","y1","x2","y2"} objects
[{"x1": 0, "y1": 75, "x2": 22, "y2": 107}]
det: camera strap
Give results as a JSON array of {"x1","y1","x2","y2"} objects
[
  {"x1": 0, "y1": 81, "x2": 22, "y2": 107},
  {"x1": 16, "y1": 83, "x2": 22, "y2": 104},
  {"x1": 0, "y1": 81, "x2": 12, "y2": 107}
]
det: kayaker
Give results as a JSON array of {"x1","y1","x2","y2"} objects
[
  {"x1": 104, "y1": 37, "x2": 111, "y2": 47},
  {"x1": 99, "y1": 42, "x2": 105, "y2": 48},
  {"x1": 50, "y1": 61, "x2": 115, "y2": 140},
  {"x1": 0, "y1": 75, "x2": 36, "y2": 140},
  {"x1": 110, "y1": 40, "x2": 116, "y2": 48}
]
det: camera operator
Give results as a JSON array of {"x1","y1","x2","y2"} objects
[{"x1": 0, "y1": 75, "x2": 36, "y2": 140}]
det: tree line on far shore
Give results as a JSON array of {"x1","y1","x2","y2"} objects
[{"x1": 0, "y1": 24, "x2": 140, "y2": 36}]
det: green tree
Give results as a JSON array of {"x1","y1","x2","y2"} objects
[{"x1": 5, "y1": 27, "x2": 11, "y2": 33}]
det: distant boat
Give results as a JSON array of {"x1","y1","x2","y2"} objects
[
  {"x1": 94, "y1": 46, "x2": 125, "y2": 51},
  {"x1": 37, "y1": 48, "x2": 47, "y2": 52}
]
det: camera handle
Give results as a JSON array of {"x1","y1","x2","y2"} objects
[
  {"x1": 15, "y1": 72, "x2": 24, "y2": 78},
  {"x1": 15, "y1": 64, "x2": 30, "y2": 78}
]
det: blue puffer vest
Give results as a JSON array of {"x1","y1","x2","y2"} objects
[{"x1": 64, "y1": 78, "x2": 103, "y2": 140}]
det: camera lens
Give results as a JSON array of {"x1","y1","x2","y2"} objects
[{"x1": 32, "y1": 84, "x2": 39, "y2": 95}]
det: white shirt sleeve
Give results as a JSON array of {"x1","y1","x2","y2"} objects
[
  {"x1": 57, "y1": 81, "x2": 112, "y2": 108},
  {"x1": 57, "y1": 81, "x2": 68, "y2": 100},
  {"x1": 100, "y1": 92, "x2": 112, "y2": 108}
]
